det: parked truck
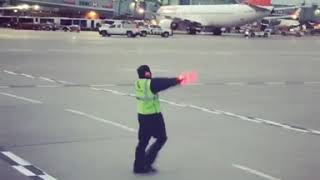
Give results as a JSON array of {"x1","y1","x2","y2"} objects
[{"x1": 98, "y1": 22, "x2": 140, "y2": 38}]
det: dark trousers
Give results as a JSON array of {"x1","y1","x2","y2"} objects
[{"x1": 134, "y1": 113, "x2": 167, "y2": 171}]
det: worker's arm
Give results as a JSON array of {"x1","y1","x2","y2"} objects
[{"x1": 150, "y1": 77, "x2": 181, "y2": 94}]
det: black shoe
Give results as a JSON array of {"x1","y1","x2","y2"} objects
[
  {"x1": 145, "y1": 166, "x2": 158, "y2": 173},
  {"x1": 133, "y1": 169, "x2": 149, "y2": 174},
  {"x1": 133, "y1": 166, "x2": 157, "y2": 174}
]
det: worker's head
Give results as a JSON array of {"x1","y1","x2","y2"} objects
[{"x1": 137, "y1": 65, "x2": 152, "y2": 79}]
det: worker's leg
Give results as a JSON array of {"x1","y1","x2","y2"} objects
[
  {"x1": 134, "y1": 119, "x2": 151, "y2": 173},
  {"x1": 145, "y1": 114, "x2": 167, "y2": 168}
]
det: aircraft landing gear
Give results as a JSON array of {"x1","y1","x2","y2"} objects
[
  {"x1": 170, "y1": 22, "x2": 179, "y2": 30},
  {"x1": 213, "y1": 28, "x2": 222, "y2": 35},
  {"x1": 187, "y1": 28, "x2": 197, "y2": 35}
]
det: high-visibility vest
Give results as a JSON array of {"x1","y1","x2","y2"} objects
[{"x1": 135, "y1": 79, "x2": 161, "y2": 115}]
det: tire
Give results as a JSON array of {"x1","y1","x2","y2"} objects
[
  {"x1": 281, "y1": 31, "x2": 286, "y2": 36},
  {"x1": 250, "y1": 32, "x2": 255, "y2": 38},
  {"x1": 101, "y1": 30, "x2": 108, "y2": 37},
  {"x1": 190, "y1": 29, "x2": 197, "y2": 35},
  {"x1": 213, "y1": 28, "x2": 222, "y2": 36},
  {"x1": 295, "y1": 32, "x2": 302, "y2": 37},
  {"x1": 127, "y1": 31, "x2": 133, "y2": 38},
  {"x1": 170, "y1": 22, "x2": 178, "y2": 30},
  {"x1": 263, "y1": 33, "x2": 268, "y2": 38},
  {"x1": 161, "y1": 32, "x2": 169, "y2": 38},
  {"x1": 140, "y1": 31, "x2": 147, "y2": 37}
]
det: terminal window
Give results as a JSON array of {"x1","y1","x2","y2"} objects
[{"x1": 79, "y1": 1, "x2": 90, "y2": 6}]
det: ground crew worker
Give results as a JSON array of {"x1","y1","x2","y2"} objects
[{"x1": 133, "y1": 65, "x2": 184, "y2": 174}]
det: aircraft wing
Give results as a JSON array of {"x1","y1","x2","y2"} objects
[
  {"x1": 264, "y1": 15, "x2": 298, "y2": 20},
  {"x1": 265, "y1": 7, "x2": 301, "y2": 20}
]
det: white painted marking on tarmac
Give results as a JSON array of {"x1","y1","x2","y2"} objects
[
  {"x1": 311, "y1": 130, "x2": 320, "y2": 135},
  {"x1": 6, "y1": 49, "x2": 33, "y2": 53},
  {"x1": 90, "y1": 87, "x2": 100, "y2": 90},
  {"x1": 1, "y1": 149, "x2": 57, "y2": 179},
  {"x1": 57, "y1": 80, "x2": 72, "y2": 84},
  {"x1": 39, "y1": 77, "x2": 56, "y2": 82},
  {"x1": 225, "y1": 82, "x2": 246, "y2": 86},
  {"x1": 20, "y1": 73, "x2": 35, "y2": 79},
  {"x1": 2, "y1": 152, "x2": 31, "y2": 166},
  {"x1": 4, "y1": 70, "x2": 17, "y2": 75},
  {"x1": 280, "y1": 125, "x2": 309, "y2": 133},
  {"x1": 36, "y1": 85, "x2": 61, "y2": 88},
  {"x1": 261, "y1": 120, "x2": 283, "y2": 127},
  {"x1": 223, "y1": 112, "x2": 237, "y2": 116},
  {"x1": 66, "y1": 109, "x2": 137, "y2": 133},
  {"x1": 187, "y1": 104, "x2": 206, "y2": 110},
  {"x1": 13, "y1": 166, "x2": 36, "y2": 176},
  {"x1": 84, "y1": 86, "x2": 318, "y2": 136},
  {"x1": 39, "y1": 174, "x2": 58, "y2": 180},
  {"x1": 164, "y1": 100, "x2": 187, "y2": 107},
  {"x1": 90, "y1": 84, "x2": 116, "y2": 87},
  {"x1": 264, "y1": 82, "x2": 285, "y2": 85},
  {"x1": 111, "y1": 91, "x2": 126, "y2": 96},
  {"x1": 237, "y1": 116, "x2": 261, "y2": 123},
  {"x1": 232, "y1": 164, "x2": 282, "y2": 180},
  {"x1": 0, "y1": 92, "x2": 42, "y2": 104},
  {"x1": 90, "y1": 87, "x2": 102, "y2": 91},
  {"x1": 201, "y1": 108, "x2": 221, "y2": 114},
  {"x1": 304, "y1": 81, "x2": 320, "y2": 85}
]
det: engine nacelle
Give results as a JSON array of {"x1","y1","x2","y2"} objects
[{"x1": 170, "y1": 22, "x2": 179, "y2": 30}]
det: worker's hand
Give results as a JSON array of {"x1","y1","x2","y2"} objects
[{"x1": 178, "y1": 71, "x2": 198, "y2": 86}]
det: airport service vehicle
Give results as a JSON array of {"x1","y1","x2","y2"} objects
[
  {"x1": 62, "y1": 25, "x2": 80, "y2": 32},
  {"x1": 157, "y1": 0, "x2": 298, "y2": 35},
  {"x1": 310, "y1": 24, "x2": 320, "y2": 35},
  {"x1": 244, "y1": 28, "x2": 270, "y2": 38},
  {"x1": 98, "y1": 23, "x2": 140, "y2": 38},
  {"x1": 145, "y1": 25, "x2": 172, "y2": 37},
  {"x1": 310, "y1": 28, "x2": 320, "y2": 35},
  {"x1": 137, "y1": 25, "x2": 149, "y2": 37},
  {"x1": 280, "y1": 27, "x2": 304, "y2": 37}
]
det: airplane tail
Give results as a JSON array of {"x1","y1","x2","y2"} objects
[{"x1": 246, "y1": 0, "x2": 271, "y2": 6}]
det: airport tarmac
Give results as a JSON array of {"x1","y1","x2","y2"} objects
[{"x1": 0, "y1": 29, "x2": 320, "y2": 180}]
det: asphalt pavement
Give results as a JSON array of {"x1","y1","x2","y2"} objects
[{"x1": 0, "y1": 29, "x2": 320, "y2": 180}]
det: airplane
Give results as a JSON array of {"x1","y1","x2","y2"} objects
[{"x1": 156, "y1": 0, "x2": 299, "y2": 35}]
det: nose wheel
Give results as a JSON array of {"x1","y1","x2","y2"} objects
[{"x1": 213, "y1": 28, "x2": 222, "y2": 35}]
